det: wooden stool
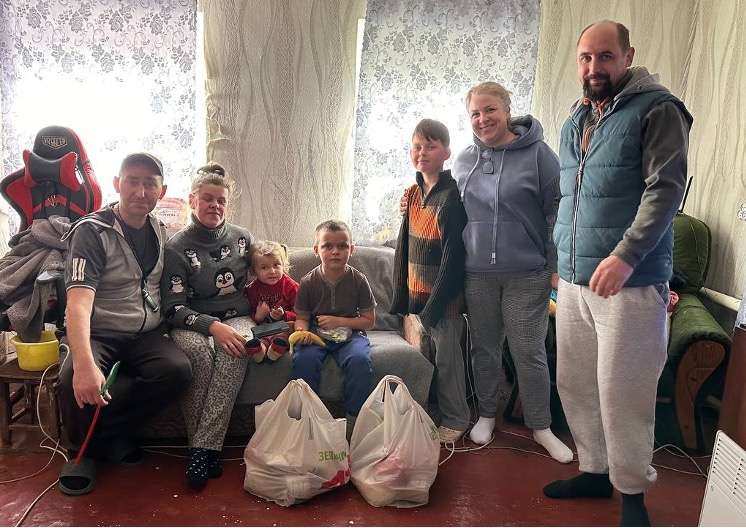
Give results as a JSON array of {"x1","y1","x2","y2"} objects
[{"x1": 0, "y1": 357, "x2": 61, "y2": 446}]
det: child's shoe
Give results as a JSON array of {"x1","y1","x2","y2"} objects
[
  {"x1": 266, "y1": 337, "x2": 289, "y2": 362},
  {"x1": 438, "y1": 426, "x2": 465, "y2": 444},
  {"x1": 244, "y1": 338, "x2": 266, "y2": 363}
]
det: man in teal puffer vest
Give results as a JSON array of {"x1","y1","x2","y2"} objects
[{"x1": 542, "y1": 20, "x2": 692, "y2": 527}]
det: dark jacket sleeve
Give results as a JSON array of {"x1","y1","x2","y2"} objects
[
  {"x1": 612, "y1": 101, "x2": 690, "y2": 267},
  {"x1": 390, "y1": 189, "x2": 412, "y2": 316}
]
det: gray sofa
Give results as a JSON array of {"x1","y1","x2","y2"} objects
[{"x1": 140, "y1": 245, "x2": 434, "y2": 439}]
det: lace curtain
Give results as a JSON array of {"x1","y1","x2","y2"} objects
[
  {"x1": 352, "y1": 0, "x2": 541, "y2": 244},
  {"x1": 0, "y1": 0, "x2": 197, "y2": 234}
]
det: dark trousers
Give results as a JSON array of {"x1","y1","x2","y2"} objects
[{"x1": 59, "y1": 323, "x2": 192, "y2": 453}]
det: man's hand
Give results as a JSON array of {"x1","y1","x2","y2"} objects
[
  {"x1": 399, "y1": 193, "x2": 408, "y2": 216},
  {"x1": 589, "y1": 255, "x2": 634, "y2": 298},
  {"x1": 551, "y1": 272, "x2": 559, "y2": 291},
  {"x1": 73, "y1": 364, "x2": 108, "y2": 408},
  {"x1": 210, "y1": 320, "x2": 251, "y2": 357}
]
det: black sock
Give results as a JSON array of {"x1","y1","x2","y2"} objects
[
  {"x1": 621, "y1": 493, "x2": 650, "y2": 527},
  {"x1": 543, "y1": 472, "x2": 614, "y2": 499},
  {"x1": 186, "y1": 448, "x2": 211, "y2": 489}
]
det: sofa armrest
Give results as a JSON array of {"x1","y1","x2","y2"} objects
[
  {"x1": 669, "y1": 293, "x2": 731, "y2": 366},
  {"x1": 402, "y1": 314, "x2": 432, "y2": 360},
  {"x1": 667, "y1": 292, "x2": 731, "y2": 451}
]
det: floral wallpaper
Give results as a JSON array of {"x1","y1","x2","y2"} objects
[
  {"x1": 352, "y1": 0, "x2": 541, "y2": 244},
  {"x1": 0, "y1": 0, "x2": 197, "y2": 233}
]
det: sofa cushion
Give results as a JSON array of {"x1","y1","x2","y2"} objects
[{"x1": 236, "y1": 329, "x2": 433, "y2": 407}]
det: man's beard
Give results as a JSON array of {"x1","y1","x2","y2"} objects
[{"x1": 583, "y1": 74, "x2": 613, "y2": 102}]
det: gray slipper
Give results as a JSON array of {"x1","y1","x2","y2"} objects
[{"x1": 59, "y1": 457, "x2": 96, "y2": 496}]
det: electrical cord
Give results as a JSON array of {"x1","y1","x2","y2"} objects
[
  {"x1": 461, "y1": 316, "x2": 710, "y2": 479},
  {"x1": 653, "y1": 441, "x2": 709, "y2": 478},
  {"x1": 438, "y1": 422, "x2": 709, "y2": 481},
  {"x1": 1, "y1": 344, "x2": 70, "y2": 527}
]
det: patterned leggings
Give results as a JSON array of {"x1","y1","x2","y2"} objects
[{"x1": 170, "y1": 316, "x2": 255, "y2": 450}]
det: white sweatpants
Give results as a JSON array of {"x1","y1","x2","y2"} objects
[{"x1": 556, "y1": 280, "x2": 668, "y2": 494}]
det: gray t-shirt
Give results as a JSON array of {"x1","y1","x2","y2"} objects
[{"x1": 295, "y1": 265, "x2": 376, "y2": 322}]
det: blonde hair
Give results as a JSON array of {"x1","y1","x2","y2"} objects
[
  {"x1": 465, "y1": 81, "x2": 512, "y2": 114},
  {"x1": 191, "y1": 162, "x2": 235, "y2": 195},
  {"x1": 246, "y1": 240, "x2": 291, "y2": 273}
]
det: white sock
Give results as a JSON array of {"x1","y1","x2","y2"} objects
[
  {"x1": 469, "y1": 416, "x2": 495, "y2": 445},
  {"x1": 533, "y1": 428, "x2": 573, "y2": 463}
]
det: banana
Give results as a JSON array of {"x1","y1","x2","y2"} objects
[{"x1": 288, "y1": 330, "x2": 326, "y2": 353}]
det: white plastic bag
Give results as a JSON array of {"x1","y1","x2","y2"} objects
[
  {"x1": 350, "y1": 375, "x2": 440, "y2": 507},
  {"x1": 243, "y1": 379, "x2": 350, "y2": 507}
]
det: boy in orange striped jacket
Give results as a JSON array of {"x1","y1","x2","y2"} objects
[{"x1": 390, "y1": 118, "x2": 469, "y2": 444}]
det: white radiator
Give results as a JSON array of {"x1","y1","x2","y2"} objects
[{"x1": 700, "y1": 430, "x2": 746, "y2": 526}]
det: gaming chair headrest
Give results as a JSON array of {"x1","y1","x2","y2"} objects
[{"x1": 22, "y1": 150, "x2": 81, "y2": 191}]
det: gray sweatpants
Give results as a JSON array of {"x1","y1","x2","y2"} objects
[
  {"x1": 556, "y1": 280, "x2": 668, "y2": 494},
  {"x1": 171, "y1": 316, "x2": 253, "y2": 450},
  {"x1": 465, "y1": 269, "x2": 553, "y2": 430},
  {"x1": 428, "y1": 317, "x2": 470, "y2": 431}
]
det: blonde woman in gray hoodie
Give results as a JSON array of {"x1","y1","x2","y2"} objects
[{"x1": 451, "y1": 81, "x2": 572, "y2": 463}]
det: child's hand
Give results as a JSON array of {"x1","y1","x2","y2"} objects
[
  {"x1": 298, "y1": 333, "x2": 314, "y2": 345},
  {"x1": 316, "y1": 315, "x2": 341, "y2": 330},
  {"x1": 255, "y1": 301, "x2": 271, "y2": 322},
  {"x1": 400, "y1": 193, "x2": 408, "y2": 216},
  {"x1": 269, "y1": 306, "x2": 285, "y2": 321}
]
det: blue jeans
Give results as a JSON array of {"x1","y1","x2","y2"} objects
[{"x1": 291, "y1": 329, "x2": 372, "y2": 416}]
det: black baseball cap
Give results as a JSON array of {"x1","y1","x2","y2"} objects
[{"x1": 120, "y1": 152, "x2": 163, "y2": 178}]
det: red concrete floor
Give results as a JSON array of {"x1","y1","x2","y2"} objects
[{"x1": 0, "y1": 408, "x2": 707, "y2": 527}]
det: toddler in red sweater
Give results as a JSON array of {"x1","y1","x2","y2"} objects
[{"x1": 244, "y1": 240, "x2": 299, "y2": 362}]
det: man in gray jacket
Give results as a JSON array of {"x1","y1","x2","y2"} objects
[
  {"x1": 57, "y1": 153, "x2": 192, "y2": 496},
  {"x1": 543, "y1": 20, "x2": 692, "y2": 527}
]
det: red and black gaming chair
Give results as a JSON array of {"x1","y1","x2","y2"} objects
[
  {"x1": 1, "y1": 126, "x2": 101, "y2": 231},
  {"x1": 0, "y1": 126, "x2": 102, "y2": 333}
]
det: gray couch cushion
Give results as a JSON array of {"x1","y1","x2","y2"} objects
[{"x1": 236, "y1": 329, "x2": 433, "y2": 406}]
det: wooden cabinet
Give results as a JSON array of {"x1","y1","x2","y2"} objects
[{"x1": 718, "y1": 324, "x2": 746, "y2": 448}]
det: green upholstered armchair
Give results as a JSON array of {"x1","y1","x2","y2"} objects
[{"x1": 654, "y1": 212, "x2": 731, "y2": 454}]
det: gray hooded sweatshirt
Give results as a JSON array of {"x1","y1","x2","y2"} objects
[{"x1": 452, "y1": 115, "x2": 560, "y2": 275}]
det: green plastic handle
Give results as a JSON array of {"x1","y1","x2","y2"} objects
[{"x1": 101, "y1": 361, "x2": 121, "y2": 395}]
